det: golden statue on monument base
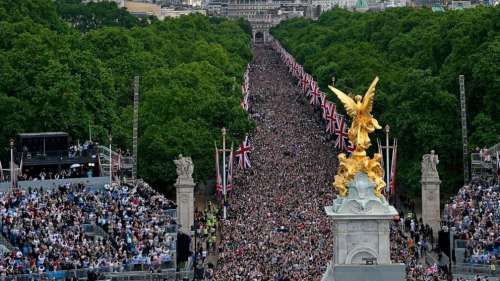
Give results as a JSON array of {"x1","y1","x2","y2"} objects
[{"x1": 328, "y1": 77, "x2": 386, "y2": 198}]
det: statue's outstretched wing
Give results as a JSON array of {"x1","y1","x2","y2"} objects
[
  {"x1": 328, "y1": 85, "x2": 357, "y2": 117},
  {"x1": 361, "y1": 76, "x2": 379, "y2": 114}
]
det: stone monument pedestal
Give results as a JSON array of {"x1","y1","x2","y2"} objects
[
  {"x1": 174, "y1": 156, "x2": 195, "y2": 235},
  {"x1": 322, "y1": 173, "x2": 404, "y2": 281},
  {"x1": 421, "y1": 151, "x2": 441, "y2": 238}
]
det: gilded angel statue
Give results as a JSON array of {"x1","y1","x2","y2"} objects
[
  {"x1": 328, "y1": 77, "x2": 381, "y2": 154},
  {"x1": 329, "y1": 77, "x2": 386, "y2": 198}
]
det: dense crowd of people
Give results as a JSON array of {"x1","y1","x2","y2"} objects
[
  {"x1": 444, "y1": 179, "x2": 500, "y2": 265},
  {"x1": 212, "y1": 44, "x2": 479, "y2": 281},
  {"x1": 213, "y1": 45, "x2": 338, "y2": 280},
  {"x1": 391, "y1": 216, "x2": 449, "y2": 281},
  {"x1": 0, "y1": 182, "x2": 177, "y2": 277}
]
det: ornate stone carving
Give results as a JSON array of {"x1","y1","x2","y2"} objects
[
  {"x1": 174, "y1": 154, "x2": 194, "y2": 185},
  {"x1": 421, "y1": 150, "x2": 439, "y2": 180}
]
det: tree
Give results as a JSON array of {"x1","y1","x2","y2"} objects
[{"x1": 272, "y1": 6, "x2": 500, "y2": 198}]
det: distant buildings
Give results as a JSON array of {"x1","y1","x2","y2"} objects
[
  {"x1": 123, "y1": 1, "x2": 206, "y2": 18},
  {"x1": 83, "y1": 0, "x2": 126, "y2": 8}
]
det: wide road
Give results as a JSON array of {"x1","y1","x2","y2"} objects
[{"x1": 214, "y1": 44, "x2": 338, "y2": 280}]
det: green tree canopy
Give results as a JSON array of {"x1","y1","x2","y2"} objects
[
  {"x1": 0, "y1": 0, "x2": 253, "y2": 193},
  {"x1": 272, "y1": 7, "x2": 500, "y2": 198}
]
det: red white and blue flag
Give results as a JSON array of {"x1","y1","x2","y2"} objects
[
  {"x1": 215, "y1": 147, "x2": 222, "y2": 198},
  {"x1": 334, "y1": 116, "x2": 348, "y2": 151},
  {"x1": 497, "y1": 150, "x2": 500, "y2": 178},
  {"x1": 236, "y1": 135, "x2": 252, "y2": 169},
  {"x1": 326, "y1": 103, "x2": 337, "y2": 133},
  {"x1": 226, "y1": 148, "x2": 234, "y2": 193},
  {"x1": 389, "y1": 139, "x2": 398, "y2": 195},
  {"x1": 320, "y1": 93, "x2": 329, "y2": 119},
  {"x1": 347, "y1": 141, "x2": 356, "y2": 157},
  {"x1": 309, "y1": 82, "x2": 321, "y2": 105}
]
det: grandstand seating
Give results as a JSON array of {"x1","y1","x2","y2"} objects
[{"x1": 0, "y1": 181, "x2": 178, "y2": 279}]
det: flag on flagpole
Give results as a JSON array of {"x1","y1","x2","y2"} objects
[
  {"x1": 309, "y1": 83, "x2": 321, "y2": 105},
  {"x1": 334, "y1": 116, "x2": 348, "y2": 151},
  {"x1": 346, "y1": 141, "x2": 356, "y2": 157},
  {"x1": 226, "y1": 147, "x2": 234, "y2": 193},
  {"x1": 496, "y1": 150, "x2": 500, "y2": 178},
  {"x1": 389, "y1": 139, "x2": 398, "y2": 195},
  {"x1": 326, "y1": 103, "x2": 337, "y2": 133},
  {"x1": 236, "y1": 135, "x2": 251, "y2": 169},
  {"x1": 321, "y1": 94, "x2": 329, "y2": 120},
  {"x1": 18, "y1": 156, "x2": 23, "y2": 177},
  {"x1": 377, "y1": 138, "x2": 385, "y2": 180},
  {"x1": 215, "y1": 146, "x2": 222, "y2": 198}
]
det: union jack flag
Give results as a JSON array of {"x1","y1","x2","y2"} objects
[
  {"x1": 321, "y1": 93, "x2": 329, "y2": 119},
  {"x1": 346, "y1": 141, "x2": 356, "y2": 157},
  {"x1": 240, "y1": 95, "x2": 249, "y2": 111},
  {"x1": 226, "y1": 148, "x2": 234, "y2": 193},
  {"x1": 389, "y1": 139, "x2": 398, "y2": 195},
  {"x1": 326, "y1": 103, "x2": 337, "y2": 133},
  {"x1": 236, "y1": 135, "x2": 252, "y2": 169},
  {"x1": 215, "y1": 147, "x2": 222, "y2": 198},
  {"x1": 309, "y1": 83, "x2": 321, "y2": 105},
  {"x1": 334, "y1": 116, "x2": 348, "y2": 151}
]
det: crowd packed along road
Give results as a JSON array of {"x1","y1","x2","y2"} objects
[{"x1": 213, "y1": 44, "x2": 338, "y2": 280}]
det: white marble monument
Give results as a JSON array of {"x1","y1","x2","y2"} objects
[
  {"x1": 421, "y1": 150, "x2": 441, "y2": 238},
  {"x1": 174, "y1": 155, "x2": 195, "y2": 235},
  {"x1": 322, "y1": 173, "x2": 404, "y2": 281}
]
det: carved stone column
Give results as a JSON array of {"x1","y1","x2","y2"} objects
[
  {"x1": 174, "y1": 155, "x2": 195, "y2": 235},
  {"x1": 421, "y1": 150, "x2": 441, "y2": 238}
]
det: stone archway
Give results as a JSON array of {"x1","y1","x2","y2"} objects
[{"x1": 254, "y1": 31, "x2": 264, "y2": 43}]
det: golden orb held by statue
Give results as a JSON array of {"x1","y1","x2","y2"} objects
[{"x1": 329, "y1": 77, "x2": 386, "y2": 198}]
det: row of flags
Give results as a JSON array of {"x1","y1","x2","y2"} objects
[
  {"x1": 271, "y1": 41, "x2": 355, "y2": 155},
  {"x1": 215, "y1": 65, "x2": 253, "y2": 197},
  {"x1": 272, "y1": 40, "x2": 400, "y2": 195}
]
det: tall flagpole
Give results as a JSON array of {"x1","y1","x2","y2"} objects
[
  {"x1": 10, "y1": 139, "x2": 14, "y2": 191},
  {"x1": 109, "y1": 134, "x2": 112, "y2": 185},
  {"x1": 385, "y1": 125, "x2": 390, "y2": 194},
  {"x1": 222, "y1": 128, "x2": 227, "y2": 220}
]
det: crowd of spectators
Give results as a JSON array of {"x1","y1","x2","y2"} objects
[
  {"x1": 444, "y1": 179, "x2": 500, "y2": 265},
  {"x1": 213, "y1": 45, "x2": 338, "y2": 280},
  {"x1": 193, "y1": 202, "x2": 219, "y2": 279},
  {"x1": 0, "y1": 181, "x2": 177, "y2": 277},
  {"x1": 391, "y1": 216, "x2": 449, "y2": 281},
  {"x1": 212, "y1": 44, "x2": 481, "y2": 281}
]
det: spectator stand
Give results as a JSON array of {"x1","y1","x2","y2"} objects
[
  {"x1": 441, "y1": 178, "x2": 500, "y2": 279},
  {"x1": 0, "y1": 181, "x2": 181, "y2": 280},
  {"x1": 471, "y1": 142, "x2": 500, "y2": 183}
]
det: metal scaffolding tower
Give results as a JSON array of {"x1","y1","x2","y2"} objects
[
  {"x1": 132, "y1": 76, "x2": 139, "y2": 181},
  {"x1": 459, "y1": 75, "x2": 469, "y2": 184}
]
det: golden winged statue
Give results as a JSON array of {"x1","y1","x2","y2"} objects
[
  {"x1": 328, "y1": 77, "x2": 381, "y2": 155},
  {"x1": 329, "y1": 77, "x2": 386, "y2": 198}
]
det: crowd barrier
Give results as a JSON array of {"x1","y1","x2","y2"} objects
[
  {"x1": 3, "y1": 264, "x2": 188, "y2": 281},
  {"x1": 453, "y1": 263, "x2": 499, "y2": 276},
  {"x1": 0, "y1": 177, "x2": 109, "y2": 192}
]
